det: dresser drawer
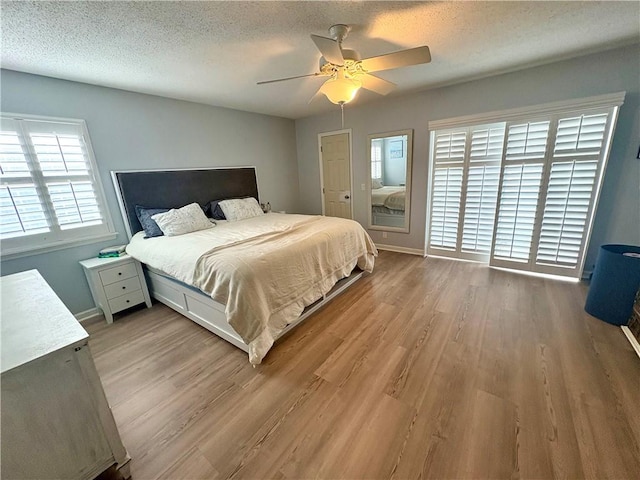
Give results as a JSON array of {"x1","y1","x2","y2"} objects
[
  {"x1": 108, "y1": 289, "x2": 145, "y2": 314},
  {"x1": 99, "y1": 262, "x2": 137, "y2": 285},
  {"x1": 104, "y1": 276, "x2": 142, "y2": 300}
]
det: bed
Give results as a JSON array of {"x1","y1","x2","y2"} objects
[{"x1": 111, "y1": 167, "x2": 377, "y2": 364}]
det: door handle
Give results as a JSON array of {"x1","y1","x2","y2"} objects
[{"x1": 344, "y1": 195, "x2": 350, "y2": 199}]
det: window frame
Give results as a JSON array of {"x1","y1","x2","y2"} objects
[{"x1": 1, "y1": 112, "x2": 116, "y2": 259}]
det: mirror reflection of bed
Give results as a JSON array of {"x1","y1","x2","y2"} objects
[{"x1": 368, "y1": 130, "x2": 413, "y2": 232}]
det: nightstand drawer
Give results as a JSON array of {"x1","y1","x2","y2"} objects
[
  {"x1": 99, "y1": 262, "x2": 137, "y2": 285},
  {"x1": 108, "y1": 289, "x2": 145, "y2": 314},
  {"x1": 104, "y1": 276, "x2": 142, "y2": 300}
]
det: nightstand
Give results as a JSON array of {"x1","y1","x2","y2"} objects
[{"x1": 80, "y1": 255, "x2": 152, "y2": 323}]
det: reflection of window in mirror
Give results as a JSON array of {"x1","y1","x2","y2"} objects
[
  {"x1": 368, "y1": 130, "x2": 413, "y2": 233},
  {"x1": 371, "y1": 139, "x2": 383, "y2": 182}
]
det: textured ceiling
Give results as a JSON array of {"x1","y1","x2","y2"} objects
[{"x1": 1, "y1": 1, "x2": 639, "y2": 119}]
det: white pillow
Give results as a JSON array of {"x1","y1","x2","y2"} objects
[
  {"x1": 372, "y1": 178, "x2": 383, "y2": 189},
  {"x1": 219, "y1": 197, "x2": 264, "y2": 221},
  {"x1": 151, "y1": 203, "x2": 213, "y2": 236}
]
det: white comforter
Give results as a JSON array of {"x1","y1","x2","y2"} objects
[
  {"x1": 371, "y1": 186, "x2": 406, "y2": 211},
  {"x1": 126, "y1": 214, "x2": 377, "y2": 364}
]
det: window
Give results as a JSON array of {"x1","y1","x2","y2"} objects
[
  {"x1": 0, "y1": 114, "x2": 115, "y2": 257},
  {"x1": 427, "y1": 93, "x2": 624, "y2": 278}
]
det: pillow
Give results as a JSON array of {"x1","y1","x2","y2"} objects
[
  {"x1": 151, "y1": 202, "x2": 214, "y2": 236},
  {"x1": 135, "y1": 205, "x2": 169, "y2": 238},
  {"x1": 205, "y1": 197, "x2": 255, "y2": 220},
  {"x1": 372, "y1": 178, "x2": 384, "y2": 189},
  {"x1": 219, "y1": 197, "x2": 264, "y2": 221},
  {"x1": 205, "y1": 199, "x2": 227, "y2": 220}
]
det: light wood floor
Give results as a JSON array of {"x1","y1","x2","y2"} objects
[{"x1": 86, "y1": 251, "x2": 640, "y2": 480}]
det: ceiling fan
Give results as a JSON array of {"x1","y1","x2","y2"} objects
[{"x1": 257, "y1": 24, "x2": 431, "y2": 105}]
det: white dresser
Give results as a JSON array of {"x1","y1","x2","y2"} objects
[
  {"x1": 1, "y1": 270, "x2": 130, "y2": 480},
  {"x1": 80, "y1": 255, "x2": 152, "y2": 323}
]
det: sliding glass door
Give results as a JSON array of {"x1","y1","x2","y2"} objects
[{"x1": 427, "y1": 93, "x2": 623, "y2": 278}]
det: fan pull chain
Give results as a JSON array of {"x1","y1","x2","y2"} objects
[{"x1": 340, "y1": 102, "x2": 345, "y2": 129}]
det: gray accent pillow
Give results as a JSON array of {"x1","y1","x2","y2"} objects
[
  {"x1": 135, "y1": 205, "x2": 168, "y2": 238},
  {"x1": 205, "y1": 200, "x2": 227, "y2": 220}
]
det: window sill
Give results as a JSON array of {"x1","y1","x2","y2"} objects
[{"x1": 1, "y1": 232, "x2": 119, "y2": 261}]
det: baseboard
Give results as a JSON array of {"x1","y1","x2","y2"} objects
[
  {"x1": 75, "y1": 307, "x2": 101, "y2": 323},
  {"x1": 375, "y1": 244, "x2": 424, "y2": 256},
  {"x1": 621, "y1": 326, "x2": 640, "y2": 359}
]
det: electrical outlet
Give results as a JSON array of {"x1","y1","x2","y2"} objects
[
  {"x1": 361, "y1": 183, "x2": 366, "y2": 191},
  {"x1": 382, "y1": 232, "x2": 388, "y2": 239}
]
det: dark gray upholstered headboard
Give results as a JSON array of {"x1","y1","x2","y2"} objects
[{"x1": 111, "y1": 167, "x2": 259, "y2": 238}]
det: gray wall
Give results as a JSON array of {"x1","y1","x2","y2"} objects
[
  {"x1": 0, "y1": 70, "x2": 299, "y2": 314},
  {"x1": 383, "y1": 137, "x2": 407, "y2": 186},
  {"x1": 295, "y1": 44, "x2": 640, "y2": 270}
]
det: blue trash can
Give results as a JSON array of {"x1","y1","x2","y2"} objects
[{"x1": 585, "y1": 244, "x2": 640, "y2": 325}]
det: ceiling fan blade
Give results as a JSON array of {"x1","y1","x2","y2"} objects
[
  {"x1": 310, "y1": 34, "x2": 344, "y2": 65},
  {"x1": 359, "y1": 74, "x2": 396, "y2": 96},
  {"x1": 257, "y1": 72, "x2": 321, "y2": 85},
  {"x1": 360, "y1": 46, "x2": 431, "y2": 73},
  {"x1": 308, "y1": 86, "x2": 324, "y2": 104}
]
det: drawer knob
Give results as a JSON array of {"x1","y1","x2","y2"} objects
[
  {"x1": 118, "y1": 272, "x2": 122, "y2": 276},
  {"x1": 126, "y1": 300, "x2": 130, "y2": 303},
  {"x1": 122, "y1": 286, "x2": 126, "y2": 290}
]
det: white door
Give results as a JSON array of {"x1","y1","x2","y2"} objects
[{"x1": 320, "y1": 132, "x2": 352, "y2": 219}]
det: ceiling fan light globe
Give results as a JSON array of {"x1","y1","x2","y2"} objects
[{"x1": 320, "y1": 74, "x2": 362, "y2": 105}]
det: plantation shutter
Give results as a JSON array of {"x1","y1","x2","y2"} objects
[
  {"x1": 0, "y1": 118, "x2": 51, "y2": 237},
  {"x1": 460, "y1": 124, "x2": 505, "y2": 258},
  {"x1": 533, "y1": 111, "x2": 612, "y2": 276},
  {"x1": 0, "y1": 114, "x2": 114, "y2": 256},
  {"x1": 428, "y1": 124, "x2": 505, "y2": 261},
  {"x1": 24, "y1": 120, "x2": 105, "y2": 231},
  {"x1": 491, "y1": 121, "x2": 549, "y2": 265},
  {"x1": 428, "y1": 130, "x2": 465, "y2": 250},
  {"x1": 371, "y1": 139, "x2": 383, "y2": 180},
  {"x1": 428, "y1": 93, "x2": 622, "y2": 279}
]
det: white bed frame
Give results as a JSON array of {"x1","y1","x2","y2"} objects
[
  {"x1": 111, "y1": 167, "x2": 366, "y2": 354},
  {"x1": 146, "y1": 268, "x2": 363, "y2": 352}
]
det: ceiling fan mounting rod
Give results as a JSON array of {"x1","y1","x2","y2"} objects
[{"x1": 328, "y1": 24, "x2": 351, "y2": 45}]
